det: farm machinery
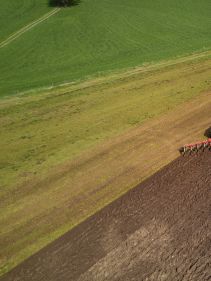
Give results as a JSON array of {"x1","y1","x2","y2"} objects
[{"x1": 179, "y1": 127, "x2": 211, "y2": 155}]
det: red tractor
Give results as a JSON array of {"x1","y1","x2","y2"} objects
[{"x1": 179, "y1": 127, "x2": 211, "y2": 155}]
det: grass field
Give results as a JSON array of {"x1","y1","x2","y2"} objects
[
  {"x1": 0, "y1": 53, "x2": 211, "y2": 275},
  {"x1": 0, "y1": 0, "x2": 211, "y2": 96},
  {"x1": 0, "y1": 0, "x2": 51, "y2": 41}
]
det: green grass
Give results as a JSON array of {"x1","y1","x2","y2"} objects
[
  {"x1": 0, "y1": 55, "x2": 211, "y2": 275},
  {"x1": 0, "y1": 0, "x2": 211, "y2": 96},
  {"x1": 0, "y1": 0, "x2": 51, "y2": 41}
]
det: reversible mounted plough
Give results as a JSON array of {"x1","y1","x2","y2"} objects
[{"x1": 179, "y1": 127, "x2": 211, "y2": 155}]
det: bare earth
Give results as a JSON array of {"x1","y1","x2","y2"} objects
[{"x1": 1, "y1": 151, "x2": 211, "y2": 281}]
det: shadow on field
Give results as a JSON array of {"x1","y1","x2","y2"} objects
[{"x1": 49, "y1": 0, "x2": 80, "y2": 7}]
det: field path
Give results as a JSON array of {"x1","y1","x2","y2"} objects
[{"x1": 0, "y1": 8, "x2": 60, "y2": 48}]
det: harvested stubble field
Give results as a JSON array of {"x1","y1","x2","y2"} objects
[{"x1": 1, "y1": 151, "x2": 210, "y2": 281}]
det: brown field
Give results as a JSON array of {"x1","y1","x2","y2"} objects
[{"x1": 1, "y1": 150, "x2": 210, "y2": 281}]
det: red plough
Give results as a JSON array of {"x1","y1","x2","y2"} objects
[{"x1": 179, "y1": 138, "x2": 211, "y2": 155}]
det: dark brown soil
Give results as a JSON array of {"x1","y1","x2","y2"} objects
[{"x1": 1, "y1": 152, "x2": 211, "y2": 281}]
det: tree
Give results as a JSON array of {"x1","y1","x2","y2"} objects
[
  {"x1": 50, "y1": 0, "x2": 79, "y2": 7},
  {"x1": 57, "y1": 0, "x2": 70, "y2": 6}
]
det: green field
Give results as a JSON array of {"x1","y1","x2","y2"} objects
[
  {"x1": 0, "y1": 0, "x2": 51, "y2": 41},
  {"x1": 0, "y1": 0, "x2": 211, "y2": 96}
]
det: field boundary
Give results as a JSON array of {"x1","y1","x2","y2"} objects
[
  {"x1": 0, "y1": 8, "x2": 60, "y2": 49},
  {"x1": 6, "y1": 49, "x2": 210, "y2": 100}
]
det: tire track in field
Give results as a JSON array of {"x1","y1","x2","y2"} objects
[{"x1": 0, "y1": 8, "x2": 60, "y2": 49}]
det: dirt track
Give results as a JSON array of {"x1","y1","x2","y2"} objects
[{"x1": 1, "y1": 151, "x2": 210, "y2": 281}]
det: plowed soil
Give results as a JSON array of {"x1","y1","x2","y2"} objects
[{"x1": 1, "y1": 151, "x2": 210, "y2": 281}]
